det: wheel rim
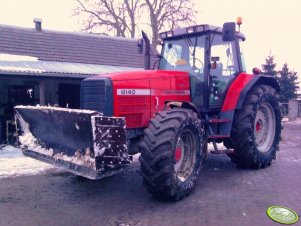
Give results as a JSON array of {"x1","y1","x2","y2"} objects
[
  {"x1": 174, "y1": 129, "x2": 197, "y2": 182},
  {"x1": 254, "y1": 102, "x2": 276, "y2": 153}
]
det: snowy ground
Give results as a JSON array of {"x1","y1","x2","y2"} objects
[
  {"x1": 0, "y1": 145, "x2": 54, "y2": 178},
  {"x1": 1, "y1": 117, "x2": 300, "y2": 179},
  {"x1": 0, "y1": 119, "x2": 300, "y2": 226},
  {"x1": 0, "y1": 145, "x2": 142, "y2": 179},
  {"x1": 0, "y1": 119, "x2": 301, "y2": 226},
  {"x1": 283, "y1": 117, "x2": 301, "y2": 125},
  {"x1": 0, "y1": 144, "x2": 221, "y2": 180}
]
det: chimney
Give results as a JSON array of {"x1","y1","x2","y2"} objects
[{"x1": 34, "y1": 18, "x2": 42, "y2": 31}]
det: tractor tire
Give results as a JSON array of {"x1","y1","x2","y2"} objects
[
  {"x1": 227, "y1": 85, "x2": 281, "y2": 169},
  {"x1": 139, "y1": 108, "x2": 206, "y2": 200}
]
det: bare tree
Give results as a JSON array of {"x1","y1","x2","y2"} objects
[
  {"x1": 74, "y1": 0, "x2": 142, "y2": 38},
  {"x1": 74, "y1": 0, "x2": 197, "y2": 44},
  {"x1": 145, "y1": 0, "x2": 196, "y2": 46}
]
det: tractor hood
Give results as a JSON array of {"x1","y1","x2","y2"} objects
[
  {"x1": 90, "y1": 70, "x2": 189, "y2": 81},
  {"x1": 81, "y1": 69, "x2": 191, "y2": 129}
]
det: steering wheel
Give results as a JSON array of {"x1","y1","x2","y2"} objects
[{"x1": 192, "y1": 58, "x2": 204, "y2": 74}]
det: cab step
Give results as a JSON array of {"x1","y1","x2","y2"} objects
[
  {"x1": 209, "y1": 118, "x2": 231, "y2": 123},
  {"x1": 208, "y1": 134, "x2": 230, "y2": 139},
  {"x1": 210, "y1": 149, "x2": 234, "y2": 154}
]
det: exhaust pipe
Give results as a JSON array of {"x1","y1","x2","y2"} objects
[{"x1": 142, "y1": 31, "x2": 151, "y2": 70}]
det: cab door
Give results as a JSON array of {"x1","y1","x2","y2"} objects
[{"x1": 209, "y1": 35, "x2": 240, "y2": 108}]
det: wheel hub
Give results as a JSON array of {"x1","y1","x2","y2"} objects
[
  {"x1": 174, "y1": 130, "x2": 197, "y2": 182},
  {"x1": 254, "y1": 102, "x2": 276, "y2": 153},
  {"x1": 255, "y1": 120, "x2": 262, "y2": 132},
  {"x1": 174, "y1": 147, "x2": 182, "y2": 162}
]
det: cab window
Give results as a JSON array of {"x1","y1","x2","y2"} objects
[{"x1": 209, "y1": 34, "x2": 239, "y2": 106}]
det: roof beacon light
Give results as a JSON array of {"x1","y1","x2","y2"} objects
[
  {"x1": 166, "y1": 31, "x2": 173, "y2": 37},
  {"x1": 160, "y1": 32, "x2": 167, "y2": 39},
  {"x1": 195, "y1": 25, "x2": 204, "y2": 33},
  {"x1": 186, "y1": 26, "x2": 195, "y2": 34},
  {"x1": 237, "y1": 17, "x2": 242, "y2": 32}
]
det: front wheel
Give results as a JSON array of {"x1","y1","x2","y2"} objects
[{"x1": 139, "y1": 108, "x2": 206, "y2": 200}]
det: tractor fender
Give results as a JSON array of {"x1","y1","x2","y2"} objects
[
  {"x1": 236, "y1": 75, "x2": 280, "y2": 110},
  {"x1": 222, "y1": 73, "x2": 280, "y2": 112},
  {"x1": 164, "y1": 100, "x2": 202, "y2": 119},
  {"x1": 219, "y1": 74, "x2": 280, "y2": 135}
]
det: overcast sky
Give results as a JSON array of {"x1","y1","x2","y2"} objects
[{"x1": 0, "y1": 0, "x2": 300, "y2": 81}]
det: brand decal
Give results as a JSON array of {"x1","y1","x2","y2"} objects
[
  {"x1": 266, "y1": 206, "x2": 299, "y2": 225},
  {"x1": 151, "y1": 90, "x2": 190, "y2": 95},
  {"x1": 117, "y1": 89, "x2": 190, "y2": 96},
  {"x1": 117, "y1": 89, "x2": 151, "y2": 95}
]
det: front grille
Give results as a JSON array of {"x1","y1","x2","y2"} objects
[{"x1": 80, "y1": 77, "x2": 113, "y2": 116}]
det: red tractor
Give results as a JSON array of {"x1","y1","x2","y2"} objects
[{"x1": 15, "y1": 21, "x2": 281, "y2": 200}]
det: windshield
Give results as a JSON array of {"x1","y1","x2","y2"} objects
[{"x1": 159, "y1": 36, "x2": 206, "y2": 74}]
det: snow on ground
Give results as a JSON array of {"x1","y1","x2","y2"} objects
[
  {"x1": 0, "y1": 142, "x2": 227, "y2": 179},
  {"x1": 0, "y1": 118, "x2": 300, "y2": 179},
  {"x1": 0, "y1": 145, "x2": 55, "y2": 178},
  {"x1": 283, "y1": 117, "x2": 301, "y2": 125}
]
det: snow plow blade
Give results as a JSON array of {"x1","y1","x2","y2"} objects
[{"x1": 14, "y1": 106, "x2": 131, "y2": 179}]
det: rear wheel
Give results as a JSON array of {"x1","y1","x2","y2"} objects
[
  {"x1": 139, "y1": 108, "x2": 206, "y2": 200},
  {"x1": 228, "y1": 85, "x2": 281, "y2": 168}
]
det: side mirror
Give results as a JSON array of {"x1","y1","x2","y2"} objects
[
  {"x1": 222, "y1": 22, "x2": 236, "y2": 42},
  {"x1": 138, "y1": 38, "x2": 144, "y2": 54}
]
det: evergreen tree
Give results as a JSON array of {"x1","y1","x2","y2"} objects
[
  {"x1": 261, "y1": 55, "x2": 277, "y2": 76},
  {"x1": 277, "y1": 63, "x2": 299, "y2": 102}
]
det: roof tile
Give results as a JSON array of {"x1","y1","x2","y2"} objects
[{"x1": 0, "y1": 25, "x2": 153, "y2": 68}]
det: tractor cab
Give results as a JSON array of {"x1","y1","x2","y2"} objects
[{"x1": 158, "y1": 23, "x2": 246, "y2": 111}]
